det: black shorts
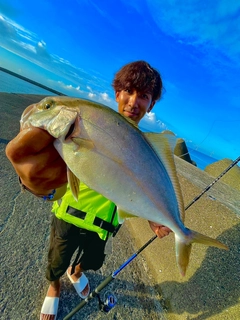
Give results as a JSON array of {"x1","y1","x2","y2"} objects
[{"x1": 46, "y1": 215, "x2": 106, "y2": 281}]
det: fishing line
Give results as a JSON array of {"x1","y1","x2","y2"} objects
[
  {"x1": 63, "y1": 155, "x2": 240, "y2": 320},
  {"x1": 184, "y1": 154, "x2": 240, "y2": 210}
]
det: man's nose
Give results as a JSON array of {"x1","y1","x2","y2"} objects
[{"x1": 128, "y1": 92, "x2": 138, "y2": 107}]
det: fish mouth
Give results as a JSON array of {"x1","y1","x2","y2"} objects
[{"x1": 65, "y1": 122, "x2": 75, "y2": 140}]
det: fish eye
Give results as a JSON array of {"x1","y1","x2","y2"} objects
[{"x1": 44, "y1": 103, "x2": 52, "y2": 110}]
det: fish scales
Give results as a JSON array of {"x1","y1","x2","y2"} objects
[
  {"x1": 56, "y1": 100, "x2": 181, "y2": 229},
  {"x1": 20, "y1": 96, "x2": 228, "y2": 275}
]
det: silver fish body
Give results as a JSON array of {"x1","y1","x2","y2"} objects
[{"x1": 21, "y1": 96, "x2": 228, "y2": 275}]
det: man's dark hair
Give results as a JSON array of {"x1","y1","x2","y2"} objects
[{"x1": 112, "y1": 60, "x2": 163, "y2": 101}]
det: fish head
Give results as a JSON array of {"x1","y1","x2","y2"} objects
[{"x1": 20, "y1": 96, "x2": 79, "y2": 140}]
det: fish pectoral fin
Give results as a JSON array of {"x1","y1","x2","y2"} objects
[
  {"x1": 175, "y1": 230, "x2": 229, "y2": 276},
  {"x1": 71, "y1": 137, "x2": 94, "y2": 150},
  {"x1": 67, "y1": 168, "x2": 80, "y2": 201},
  {"x1": 117, "y1": 208, "x2": 137, "y2": 223}
]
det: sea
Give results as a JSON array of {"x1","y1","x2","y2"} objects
[{"x1": 0, "y1": 68, "x2": 217, "y2": 170}]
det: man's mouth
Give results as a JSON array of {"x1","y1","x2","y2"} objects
[{"x1": 124, "y1": 109, "x2": 138, "y2": 116}]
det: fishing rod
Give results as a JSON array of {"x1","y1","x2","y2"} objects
[
  {"x1": 63, "y1": 235, "x2": 157, "y2": 320},
  {"x1": 63, "y1": 155, "x2": 240, "y2": 320},
  {"x1": 185, "y1": 155, "x2": 240, "y2": 210}
]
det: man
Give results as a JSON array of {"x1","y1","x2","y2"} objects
[{"x1": 6, "y1": 61, "x2": 172, "y2": 319}]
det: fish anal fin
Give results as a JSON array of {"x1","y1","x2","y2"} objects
[{"x1": 67, "y1": 168, "x2": 80, "y2": 201}]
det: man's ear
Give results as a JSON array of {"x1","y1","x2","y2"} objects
[
  {"x1": 148, "y1": 101, "x2": 156, "y2": 113},
  {"x1": 115, "y1": 91, "x2": 120, "y2": 102}
]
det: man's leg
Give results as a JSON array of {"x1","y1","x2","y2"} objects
[
  {"x1": 66, "y1": 230, "x2": 107, "y2": 298},
  {"x1": 79, "y1": 229, "x2": 107, "y2": 271},
  {"x1": 40, "y1": 216, "x2": 80, "y2": 319},
  {"x1": 45, "y1": 279, "x2": 61, "y2": 297}
]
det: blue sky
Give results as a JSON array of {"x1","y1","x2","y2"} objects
[{"x1": 0, "y1": 0, "x2": 239, "y2": 163}]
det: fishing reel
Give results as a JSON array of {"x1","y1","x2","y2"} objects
[{"x1": 97, "y1": 291, "x2": 117, "y2": 313}]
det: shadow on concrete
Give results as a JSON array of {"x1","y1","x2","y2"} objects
[
  {"x1": 155, "y1": 224, "x2": 240, "y2": 320},
  {"x1": 57, "y1": 273, "x2": 165, "y2": 319}
]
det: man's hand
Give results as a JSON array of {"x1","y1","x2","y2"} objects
[
  {"x1": 5, "y1": 127, "x2": 68, "y2": 196},
  {"x1": 148, "y1": 221, "x2": 172, "y2": 239}
]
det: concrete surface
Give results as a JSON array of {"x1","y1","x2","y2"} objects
[
  {"x1": 126, "y1": 157, "x2": 240, "y2": 320},
  {"x1": 1, "y1": 93, "x2": 239, "y2": 320}
]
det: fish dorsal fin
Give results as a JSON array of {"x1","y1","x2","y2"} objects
[
  {"x1": 117, "y1": 207, "x2": 137, "y2": 223},
  {"x1": 67, "y1": 167, "x2": 80, "y2": 201},
  {"x1": 144, "y1": 132, "x2": 185, "y2": 221},
  {"x1": 144, "y1": 132, "x2": 178, "y2": 153}
]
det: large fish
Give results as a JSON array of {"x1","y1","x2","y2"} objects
[{"x1": 20, "y1": 96, "x2": 228, "y2": 275}]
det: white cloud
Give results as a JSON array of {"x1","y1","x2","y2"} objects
[
  {"x1": 140, "y1": 111, "x2": 167, "y2": 132},
  {"x1": 35, "y1": 40, "x2": 51, "y2": 59},
  {"x1": 0, "y1": 13, "x2": 48, "y2": 65},
  {"x1": 146, "y1": 111, "x2": 157, "y2": 122},
  {"x1": 0, "y1": 14, "x2": 16, "y2": 39},
  {"x1": 0, "y1": 14, "x2": 38, "y2": 49},
  {"x1": 0, "y1": 13, "x2": 107, "y2": 93},
  {"x1": 88, "y1": 92, "x2": 96, "y2": 98},
  {"x1": 13, "y1": 40, "x2": 35, "y2": 53},
  {"x1": 84, "y1": 90, "x2": 117, "y2": 109},
  {"x1": 147, "y1": 1, "x2": 240, "y2": 63},
  {"x1": 53, "y1": 81, "x2": 83, "y2": 96},
  {"x1": 100, "y1": 92, "x2": 110, "y2": 102}
]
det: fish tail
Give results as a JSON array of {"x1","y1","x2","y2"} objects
[{"x1": 175, "y1": 230, "x2": 228, "y2": 276}]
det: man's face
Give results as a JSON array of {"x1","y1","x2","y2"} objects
[{"x1": 116, "y1": 89, "x2": 155, "y2": 124}]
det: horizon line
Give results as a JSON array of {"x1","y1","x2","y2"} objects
[{"x1": 0, "y1": 66, "x2": 65, "y2": 96}]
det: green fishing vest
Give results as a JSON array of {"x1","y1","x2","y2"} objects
[{"x1": 51, "y1": 182, "x2": 119, "y2": 241}]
